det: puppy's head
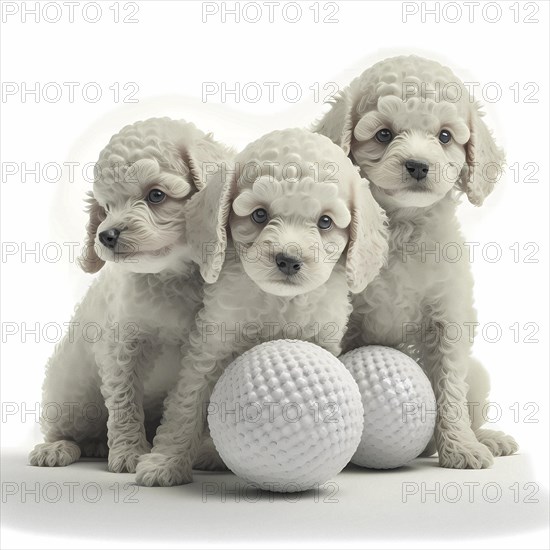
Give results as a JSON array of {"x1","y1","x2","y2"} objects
[
  {"x1": 78, "y1": 118, "x2": 231, "y2": 274},
  {"x1": 185, "y1": 129, "x2": 388, "y2": 296},
  {"x1": 315, "y1": 55, "x2": 505, "y2": 210}
]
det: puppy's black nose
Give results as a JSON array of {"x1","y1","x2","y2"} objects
[
  {"x1": 98, "y1": 228, "x2": 120, "y2": 249},
  {"x1": 276, "y1": 253, "x2": 302, "y2": 276},
  {"x1": 405, "y1": 159, "x2": 429, "y2": 181}
]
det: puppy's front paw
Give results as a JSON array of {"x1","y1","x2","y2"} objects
[
  {"x1": 135, "y1": 453, "x2": 192, "y2": 486},
  {"x1": 475, "y1": 428, "x2": 519, "y2": 457},
  {"x1": 29, "y1": 441, "x2": 81, "y2": 467},
  {"x1": 438, "y1": 439, "x2": 494, "y2": 469},
  {"x1": 108, "y1": 442, "x2": 152, "y2": 473}
]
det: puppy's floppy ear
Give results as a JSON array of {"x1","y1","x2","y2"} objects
[
  {"x1": 185, "y1": 135, "x2": 233, "y2": 192},
  {"x1": 77, "y1": 192, "x2": 106, "y2": 274},
  {"x1": 313, "y1": 89, "x2": 354, "y2": 155},
  {"x1": 184, "y1": 166, "x2": 236, "y2": 283},
  {"x1": 458, "y1": 102, "x2": 505, "y2": 206},
  {"x1": 346, "y1": 179, "x2": 388, "y2": 293}
]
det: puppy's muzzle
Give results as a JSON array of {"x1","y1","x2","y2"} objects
[
  {"x1": 99, "y1": 228, "x2": 121, "y2": 249},
  {"x1": 276, "y1": 253, "x2": 302, "y2": 276},
  {"x1": 404, "y1": 159, "x2": 429, "y2": 181}
]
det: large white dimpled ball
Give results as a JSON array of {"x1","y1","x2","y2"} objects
[
  {"x1": 341, "y1": 346, "x2": 436, "y2": 469},
  {"x1": 208, "y1": 340, "x2": 364, "y2": 492}
]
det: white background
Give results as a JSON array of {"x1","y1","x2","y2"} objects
[{"x1": 1, "y1": 1, "x2": 549, "y2": 548}]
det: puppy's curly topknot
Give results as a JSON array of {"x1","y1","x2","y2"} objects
[
  {"x1": 234, "y1": 127, "x2": 358, "y2": 192},
  {"x1": 95, "y1": 117, "x2": 230, "y2": 190},
  {"x1": 346, "y1": 55, "x2": 468, "y2": 119}
]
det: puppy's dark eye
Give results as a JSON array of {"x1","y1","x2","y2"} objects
[
  {"x1": 147, "y1": 189, "x2": 166, "y2": 204},
  {"x1": 375, "y1": 129, "x2": 393, "y2": 143},
  {"x1": 439, "y1": 130, "x2": 452, "y2": 144},
  {"x1": 318, "y1": 215, "x2": 333, "y2": 230},
  {"x1": 251, "y1": 208, "x2": 268, "y2": 224}
]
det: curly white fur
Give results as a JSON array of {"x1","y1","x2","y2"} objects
[
  {"x1": 29, "y1": 118, "x2": 233, "y2": 473},
  {"x1": 135, "y1": 128, "x2": 388, "y2": 486},
  {"x1": 314, "y1": 55, "x2": 518, "y2": 469}
]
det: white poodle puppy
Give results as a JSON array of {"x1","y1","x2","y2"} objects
[
  {"x1": 135, "y1": 128, "x2": 388, "y2": 486},
  {"x1": 29, "y1": 117, "x2": 233, "y2": 473},
  {"x1": 314, "y1": 55, "x2": 518, "y2": 469}
]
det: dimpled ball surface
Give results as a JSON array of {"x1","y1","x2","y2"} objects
[
  {"x1": 208, "y1": 340, "x2": 364, "y2": 492},
  {"x1": 341, "y1": 346, "x2": 436, "y2": 469}
]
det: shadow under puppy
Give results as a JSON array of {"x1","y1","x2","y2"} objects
[
  {"x1": 29, "y1": 117, "x2": 233, "y2": 473},
  {"x1": 314, "y1": 55, "x2": 518, "y2": 468},
  {"x1": 135, "y1": 128, "x2": 388, "y2": 486}
]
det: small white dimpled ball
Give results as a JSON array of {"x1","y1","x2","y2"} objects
[
  {"x1": 341, "y1": 346, "x2": 436, "y2": 469},
  {"x1": 208, "y1": 340, "x2": 364, "y2": 492}
]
